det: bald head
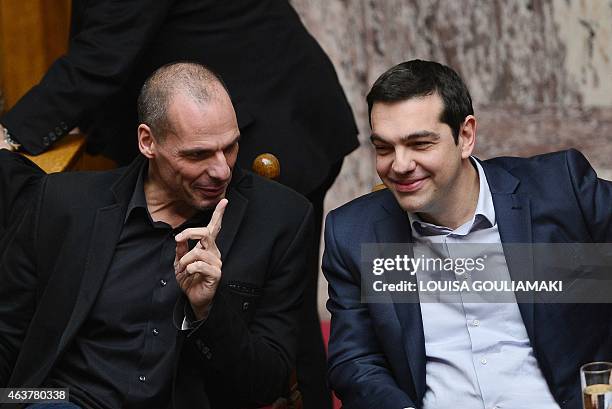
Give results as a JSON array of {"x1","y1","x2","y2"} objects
[{"x1": 137, "y1": 62, "x2": 231, "y2": 142}]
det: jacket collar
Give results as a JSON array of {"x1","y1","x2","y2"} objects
[{"x1": 479, "y1": 157, "x2": 536, "y2": 342}]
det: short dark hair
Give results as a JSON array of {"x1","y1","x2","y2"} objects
[
  {"x1": 137, "y1": 61, "x2": 229, "y2": 142},
  {"x1": 366, "y1": 60, "x2": 473, "y2": 143}
]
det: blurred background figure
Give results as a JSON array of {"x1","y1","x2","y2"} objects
[{"x1": 0, "y1": 1, "x2": 359, "y2": 408}]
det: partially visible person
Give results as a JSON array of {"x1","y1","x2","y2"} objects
[
  {"x1": 0, "y1": 62, "x2": 314, "y2": 409},
  {"x1": 0, "y1": 4, "x2": 358, "y2": 405},
  {"x1": 323, "y1": 59, "x2": 612, "y2": 409}
]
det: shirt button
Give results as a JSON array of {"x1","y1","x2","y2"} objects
[
  {"x1": 480, "y1": 358, "x2": 487, "y2": 365},
  {"x1": 139, "y1": 375, "x2": 146, "y2": 382},
  {"x1": 160, "y1": 279, "x2": 167, "y2": 287},
  {"x1": 473, "y1": 319, "x2": 480, "y2": 327},
  {"x1": 152, "y1": 328, "x2": 159, "y2": 336}
]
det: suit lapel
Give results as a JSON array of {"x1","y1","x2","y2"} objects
[
  {"x1": 482, "y1": 160, "x2": 536, "y2": 342},
  {"x1": 57, "y1": 158, "x2": 143, "y2": 354},
  {"x1": 58, "y1": 205, "x2": 125, "y2": 352},
  {"x1": 373, "y1": 191, "x2": 426, "y2": 400},
  {"x1": 216, "y1": 172, "x2": 249, "y2": 260}
]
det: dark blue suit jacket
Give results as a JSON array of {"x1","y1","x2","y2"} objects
[{"x1": 323, "y1": 149, "x2": 612, "y2": 409}]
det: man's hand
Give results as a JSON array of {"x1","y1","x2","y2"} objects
[
  {"x1": 174, "y1": 199, "x2": 228, "y2": 321},
  {"x1": 1, "y1": 125, "x2": 19, "y2": 151},
  {"x1": 0, "y1": 126, "x2": 11, "y2": 150}
]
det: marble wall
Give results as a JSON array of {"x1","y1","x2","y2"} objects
[{"x1": 289, "y1": 0, "x2": 612, "y2": 318}]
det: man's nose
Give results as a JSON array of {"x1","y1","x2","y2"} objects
[
  {"x1": 208, "y1": 151, "x2": 231, "y2": 181},
  {"x1": 391, "y1": 148, "x2": 417, "y2": 175}
]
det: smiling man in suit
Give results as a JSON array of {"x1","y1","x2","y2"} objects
[
  {"x1": 322, "y1": 60, "x2": 612, "y2": 409},
  {"x1": 0, "y1": 62, "x2": 314, "y2": 409}
]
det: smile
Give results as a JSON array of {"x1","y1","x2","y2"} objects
[
  {"x1": 195, "y1": 186, "x2": 226, "y2": 196},
  {"x1": 392, "y1": 177, "x2": 427, "y2": 193}
]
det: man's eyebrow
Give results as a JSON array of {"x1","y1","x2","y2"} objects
[
  {"x1": 370, "y1": 131, "x2": 440, "y2": 144},
  {"x1": 399, "y1": 131, "x2": 440, "y2": 142},
  {"x1": 222, "y1": 133, "x2": 241, "y2": 150},
  {"x1": 178, "y1": 133, "x2": 241, "y2": 156},
  {"x1": 230, "y1": 133, "x2": 241, "y2": 146},
  {"x1": 370, "y1": 134, "x2": 390, "y2": 144},
  {"x1": 179, "y1": 147, "x2": 212, "y2": 156}
]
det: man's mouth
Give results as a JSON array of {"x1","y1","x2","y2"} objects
[
  {"x1": 195, "y1": 185, "x2": 226, "y2": 196},
  {"x1": 391, "y1": 177, "x2": 428, "y2": 193}
]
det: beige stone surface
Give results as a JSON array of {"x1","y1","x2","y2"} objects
[{"x1": 552, "y1": 0, "x2": 612, "y2": 107}]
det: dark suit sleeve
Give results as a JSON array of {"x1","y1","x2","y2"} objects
[
  {"x1": 178, "y1": 204, "x2": 315, "y2": 406},
  {"x1": 565, "y1": 149, "x2": 612, "y2": 242},
  {"x1": 0, "y1": 0, "x2": 174, "y2": 154},
  {"x1": 0, "y1": 150, "x2": 44, "y2": 235},
  {"x1": 322, "y1": 212, "x2": 415, "y2": 409},
  {"x1": 0, "y1": 177, "x2": 45, "y2": 386}
]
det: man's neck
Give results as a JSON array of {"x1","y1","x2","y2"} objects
[
  {"x1": 417, "y1": 159, "x2": 480, "y2": 230},
  {"x1": 143, "y1": 170, "x2": 196, "y2": 229}
]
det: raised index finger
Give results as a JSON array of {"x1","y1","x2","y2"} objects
[{"x1": 207, "y1": 198, "x2": 228, "y2": 240}]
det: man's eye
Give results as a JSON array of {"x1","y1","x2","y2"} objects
[
  {"x1": 374, "y1": 145, "x2": 392, "y2": 154},
  {"x1": 185, "y1": 152, "x2": 209, "y2": 160},
  {"x1": 413, "y1": 141, "x2": 433, "y2": 148}
]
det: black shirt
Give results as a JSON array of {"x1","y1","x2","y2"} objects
[{"x1": 46, "y1": 163, "x2": 212, "y2": 409}]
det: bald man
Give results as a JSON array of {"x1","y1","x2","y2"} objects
[{"x1": 0, "y1": 62, "x2": 314, "y2": 409}]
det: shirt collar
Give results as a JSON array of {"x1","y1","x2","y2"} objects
[
  {"x1": 125, "y1": 160, "x2": 149, "y2": 223},
  {"x1": 407, "y1": 157, "x2": 496, "y2": 237}
]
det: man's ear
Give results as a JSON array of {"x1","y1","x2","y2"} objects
[
  {"x1": 138, "y1": 124, "x2": 156, "y2": 158},
  {"x1": 458, "y1": 115, "x2": 477, "y2": 159}
]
